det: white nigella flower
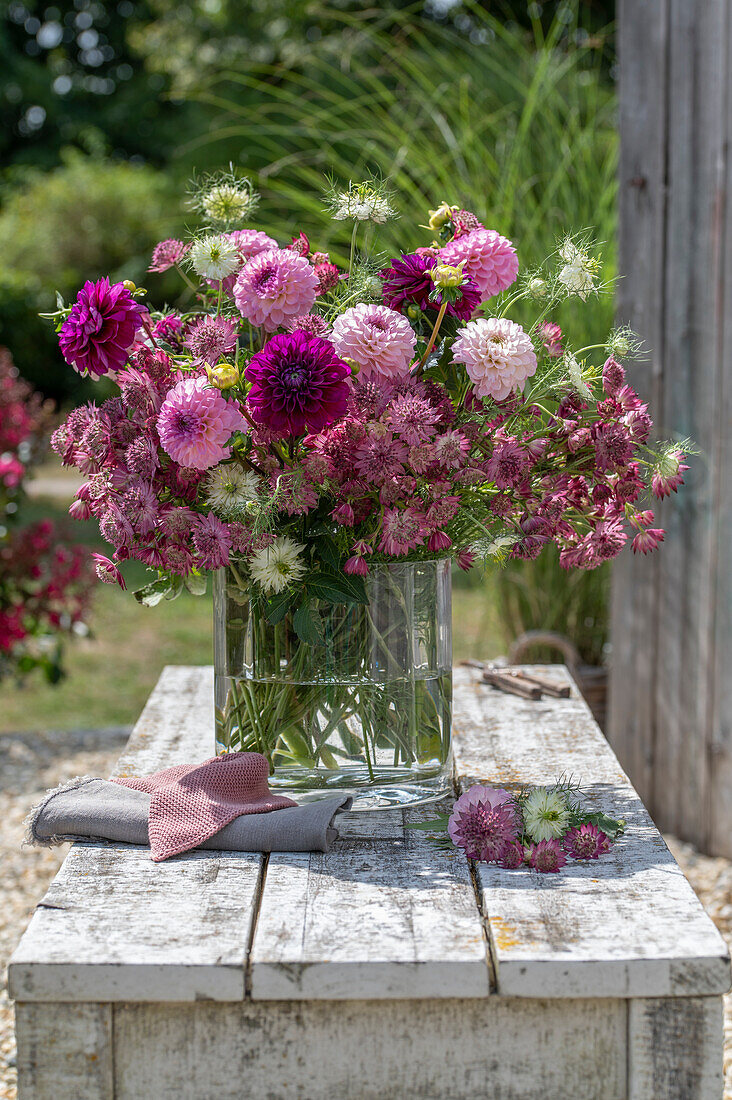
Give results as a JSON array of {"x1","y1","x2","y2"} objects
[
  {"x1": 557, "y1": 240, "x2": 599, "y2": 301},
  {"x1": 249, "y1": 536, "x2": 306, "y2": 594},
  {"x1": 205, "y1": 464, "x2": 261, "y2": 516},
  {"x1": 565, "y1": 354, "x2": 593, "y2": 401},
  {"x1": 523, "y1": 787, "x2": 572, "y2": 842},
  {"x1": 203, "y1": 182, "x2": 255, "y2": 225},
  {"x1": 330, "y1": 182, "x2": 396, "y2": 223},
  {"x1": 189, "y1": 235, "x2": 240, "y2": 281}
]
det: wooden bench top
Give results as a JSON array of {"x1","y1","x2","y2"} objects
[{"x1": 9, "y1": 664, "x2": 730, "y2": 1006}]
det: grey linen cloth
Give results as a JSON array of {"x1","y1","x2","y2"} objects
[{"x1": 27, "y1": 777, "x2": 350, "y2": 853}]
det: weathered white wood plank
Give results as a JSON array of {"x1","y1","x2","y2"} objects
[
  {"x1": 112, "y1": 997, "x2": 627, "y2": 1100},
  {"x1": 628, "y1": 996, "x2": 724, "y2": 1100},
  {"x1": 453, "y1": 665, "x2": 731, "y2": 999},
  {"x1": 15, "y1": 1003, "x2": 113, "y2": 1100},
  {"x1": 8, "y1": 844, "x2": 261, "y2": 1002},
  {"x1": 250, "y1": 808, "x2": 491, "y2": 1000}
]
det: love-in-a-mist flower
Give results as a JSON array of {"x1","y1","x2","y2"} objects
[
  {"x1": 452, "y1": 318, "x2": 537, "y2": 401},
  {"x1": 528, "y1": 839, "x2": 567, "y2": 873},
  {"x1": 189, "y1": 235, "x2": 240, "y2": 282},
  {"x1": 448, "y1": 785, "x2": 521, "y2": 862},
  {"x1": 205, "y1": 464, "x2": 261, "y2": 516},
  {"x1": 330, "y1": 303, "x2": 416, "y2": 381},
  {"x1": 157, "y1": 376, "x2": 245, "y2": 470},
  {"x1": 234, "y1": 249, "x2": 319, "y2": 331},
  {"x1": 522, "y1": 787, "x2": 572, "y2": 842},
  {"x1": 440, "y1": 228, "x2": 518, "y2": 300},
  {"x1": 202, "y1": 180, "x2": 256, "y2": 225},
  {"x1": 328, "y1": 180, "x2": 395, "y2": 223},
  {"x1": 557, "y1": 240, "x2": 600, "y2": 300},
  {"x1": 563, "y1": 824, "x2": 611, "y2": 860},
  {"x1": 249, "y1": 535, "x2": 306, "y2": 593},
  {"x1": 59, "y1": 278, "x2": 146, "y2": 379},
  {"x1": 245, "y1": 332, "x2": 351, "y2": 437}
]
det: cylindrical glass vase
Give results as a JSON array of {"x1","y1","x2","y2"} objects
[{"x1": 213, "y1": 559, "x2": 452, "y2": 810}]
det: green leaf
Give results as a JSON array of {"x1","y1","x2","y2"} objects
[
  {"x1": 292, "y1": 603, "x2": 325, "y2": 647},
  {"x1": 582, "y1": 812, "x2": 626, "y2": 841},
  {"x1": 305, "y1": 569, "x2": 367, "y2": 605},
  {"x1": 262, "y1": 589, "x2": 295, "y2": 625},
  {"x1": 134, "y1": 578, "x2": 177, "y2": 607},
  {"x1": 316, "y1": 534, "x2": 341, "y2": 572},
  {"x1": 165, "y1": 575, "x2": 184, "y2": 601},
  {"x1": 55, "y1": 291, "x2": 65, "y2": 310},
  {"x1": 184, "y1": 571, "x2": 208, "y2": 597}
]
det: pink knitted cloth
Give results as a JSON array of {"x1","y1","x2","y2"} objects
[{"x1": 114, "y1": 752, "x2": 296, "y2": 861}]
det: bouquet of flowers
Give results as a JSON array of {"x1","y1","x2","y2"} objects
[{"x1": 0, "y1": 348, "x2": 93, "y2": 681}]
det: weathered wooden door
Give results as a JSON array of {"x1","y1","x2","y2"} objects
[{"x1": 611, "y1": 0, "x2": 732, "y2": 855}]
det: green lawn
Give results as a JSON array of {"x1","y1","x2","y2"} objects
[{"x1": 2, "y1": 496, "x2": 505, "y2": 733}]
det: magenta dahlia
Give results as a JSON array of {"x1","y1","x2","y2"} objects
[
  {"x1": 244, "y1": 332, "x2": 351, "y2": 437},
  {"x1": 563, "y1": 824, "x2": 611, "y2": 860},
  {"x1": 330, "y1": 303, "x2": 417, "y2": 382},
  {"x1": 157, "y1": 376, "x2": 245, "y2": 470},
  {"x1": 379, "y1": 253, "x2": 479, "y2": 320},
  {"x1": 59, "y1": 278, "x2": 146, "y2": 379},
  {"x1": 448, "y1": 785, "x2": 521, "y2": 862},
  {"x1": 234, "y1": 248, "x2": 319, "y2": 331},
  {"x1": 440, "y1": 228, "x2": 518, "y2": 300}
]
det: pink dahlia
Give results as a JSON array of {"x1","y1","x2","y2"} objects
[
  {"x1": 210, "y1": 229, "x2": 278, "y2": 296},
  {"x1": 563, "y1": 824, "x2": 611, "y2": 860},
  {"x1": 452, "y1": 318, "x2": 537, "y2": 401},
  {"x1": 234, "y1": 248, "x2": 319, "y2": 331},
  {"x1": 185, "y1": 315, "x2": 238, "y2": 364},
  {"x1": 245, "y1": 332, "x2": 351, "y2": 437},
  {"x1": 149, "y1": 239, "x2": 189, "y2": 273},
  {"x1": 157, "y1": 376, "x2": 245, "y2": 470},
  {"x1": 330, "y1": 303, "x2": 417, "y2": 382},
  {"x1": 440, "y1": 228, "x2": 518, "y2": 300},
  {"x1": 448, "y1": 785, "x2": 521, "y2": 862},
  {"x1": 528, "y1": 839, "x2": 567, "y2": 873},
  {"x1": 59, "y1": 278, "x2": 146, "y2": 379}
]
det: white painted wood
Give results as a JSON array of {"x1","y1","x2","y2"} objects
[
  {"x1": 250, "y1": 810, "x2": 491, "y2": 1000},
  {"x1": 15, "y1": 1003, "x2": 112, "y2": 1100},
  {"x1": 9, "y1": 844, "x2": 261, "y2": 1002},
  {"x1": 452, "y1": 665, "x2": 731, "y2": 999},
  {"x1": 111, "y1": 997, "x2": 627, "y2": 1100},
  {"x1": 628, "y1": 997, "x2": 724, "y2": 1100}
]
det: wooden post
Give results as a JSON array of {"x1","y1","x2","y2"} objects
[{"x1": 611, "y1": 0, "x2": 732, "y2": 856}]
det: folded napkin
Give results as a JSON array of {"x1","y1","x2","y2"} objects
[{"x1": 26, "y1": 752, "x2": 351, "y2": 861}]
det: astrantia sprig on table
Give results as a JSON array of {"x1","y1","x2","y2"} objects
[{"x1": 45, "y1": 171, "x2": 686, "y2": 635}]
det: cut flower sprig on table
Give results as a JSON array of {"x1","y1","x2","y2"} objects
[{"x1": 45, "y1": 169, "x2": 687, "y2": 646}]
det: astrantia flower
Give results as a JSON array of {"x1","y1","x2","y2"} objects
[
  {"x1": 378, "y1": 506, "x2": 429, "y2": 555},
  {"x1": 189, "y1": 235, "x2": 240, "y2": 282},
  {"x1": 245, "y1": 332, "x2": 351, "y2": 437},
  {"x1": 92, "y1": 553, "x2": 126, "y2": 589},
  {"x1": 192, "y1": 512, "x2": 233, "y2": 570},
  {"x1": 234, "y1": 248, "x2": 319, "y2": 331},
  {"x1": 249, "y1": 535, "x2": 306, "y2": 593},
  {"x1": 59, "y1": 278, "x2": 146, "y2": 379},
  {"x1": 539, "y1": 321, "x2": 563, "y2": 359},
  {"x1": 651, "y1": 449, "x2": 689, "y2": 498},
  {"x1": 448, "y1": 785, "x2": 521, "y2": 862},
  {"x1": 355, "y1": 432, "x2": 409, "y2": 484},
  {"x1": 205, "y1": 463, "x2": 261, "y2": 515},
  {"x1": 330, "y1": 303, "x2": 416, "y2": 382},
  {"x1": 440, "y1": 228, "x2": 518, "y2": 300},
  {"x1": 563, "y1": 824, "x2": 611, "y2": 860},
  {"x1": 185, "y1": 315, "x2": 238, "y2": 364},
  {"x1": 286, "y1": 314, "x2": 331, "y2": 339},
  {"x1": 522, "y1": 787, "x2": 572, "y2": 842},
  {"x1": 602, "y1": 355, "x2": 626, "y2": 396},
  {"x1": 557, "y1": 240, "x2": 600, "y2": 300},
  {"x1": 149, "y1": 239, "x2": 189, "y2": 273},
  {"x1": 500, "y1": 840, "x2": 526, "y2": 869},
  {"x1": 379, "y1": 253, "x2": 479, "y2": 320},
  {"x1": 157, "y1": 376, "x2": 245, "y2": 470},
  {"x1": 452, "y1": 318, "x2": 537, "y2": 401},
  {"x1": 386, "y1": 394, "x2": 440, "y2": 445},
  {"x1": 632, "y1": 527, "x2": 665, "y2": 555},
  {"x1": 451, "y1": 209, "x2": 484, "y2": 238},
  {"x1": 528, "y1": 839, "x2": 567, "y2": 873}
]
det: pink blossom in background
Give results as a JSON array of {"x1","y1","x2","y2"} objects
[
  {"x1": 440, "y1": 228, "x2": 519, "y2": 300},
  {"x1": 234, "y1": 248, "x2": 319, "y2": 330},
  {"x1": 330, "y1": 303, "x2": 417, "y2": 382},
  {"x1": 157, "y1": 376, "x2": 245, "y2": 470},
  {"x1": 452, "y1": 318, "x2": 537, "y2": 401}
]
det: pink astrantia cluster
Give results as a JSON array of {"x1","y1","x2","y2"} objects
[{"x1": 46, "y1": 175, "x2": 683, "y2": 605}]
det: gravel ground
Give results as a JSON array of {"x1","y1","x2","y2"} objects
[{"x1": 1, "y1": 729, "x2": 731, "y2": 1100}]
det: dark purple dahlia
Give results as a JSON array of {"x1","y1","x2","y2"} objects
[
  {"x1": 59, "y1": 278, "x2": 146, "y2": 379},
  {"x1": 379, "y1": 253, "x2": 480, "y2": 321},
  {"x1": 245, "y1": 332, "x2": 351, "y2": 437}
]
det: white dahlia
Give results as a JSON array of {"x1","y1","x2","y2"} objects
[
  {"x1": 452, "y1": 317, "x2": 537, "y2": 401},
  {"x1": 329, "y1": 303, "x2": 416, "y2": 382}
]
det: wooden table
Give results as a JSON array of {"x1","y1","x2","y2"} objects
[{"x1": 9, "y1": 665, "x2": 731, "y2": 1099}]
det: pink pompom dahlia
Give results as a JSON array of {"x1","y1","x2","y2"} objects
[
  {"x1": 330, "y1": 303, "x2": 417, "y2": 382},
  {"x1": 234, "y1": 248, "x2": 319, "y2": 331},
  {"x1": 452, "y1": 318, "x2": 537, "y2": 402},
  {"x1": 440, "y1": 228, "x2": 518, "y2": 300},
  {"x1": 448, "y1": 785, "x2": 521, "y2": 862},
  {"x1": 157, "y1": 376, "x2": 245, "y2": 470},
  {"x1": 209, "y1": 229, "x2": 278, "y2": 296},
  {"x1": 245, "y1": 332, "x2": 351, "y2": 437},
  {"x1": 59, "y1": 278, "x2": 146, "y2": 379}
]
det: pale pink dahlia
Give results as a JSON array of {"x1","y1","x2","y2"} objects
[
  {"x1": 157, "y1": 377, "x2": 245, "y2": 470},
  {"x1": 330, "y1": 303, "x2": 416, "y2": 382},
  {"x1": 452, "y1": 318, "x2": 537, "y2": 401},
  {"x1": 440, "y1": 228, "x2": 518, "y2": 300},
  {"x1": 210, "y1": 229, "x2": 278, "y2": 296},
  {"x1": 448, "y1": 785, "x2": 521, "y2": 862},
  {"x1": 185, "y1": 315, "x2": 238, "y2": 364},
  {"x1": 233, "y1": 248, "x2": 319, "y2": 331}
]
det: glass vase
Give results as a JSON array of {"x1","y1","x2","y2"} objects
[{"x1": 213, "y1": 559, "x2": 452, "y2": 810}]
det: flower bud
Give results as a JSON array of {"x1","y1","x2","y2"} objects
[
  {"x1": 206, "y1": 361, "x2": 240, "y2": 389},
  {"x1": 527, "y1": 276, "x2": 547, "y2": 299},
  {"x1": 428, "y1": 201, "x2": 458, "y2": 231},
  {"x1": 406, "y1": 304, "x2": 422, "y2": 321},
  {"x1": 430, "y1": 261, "x2": 466, "y2": 289}
]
